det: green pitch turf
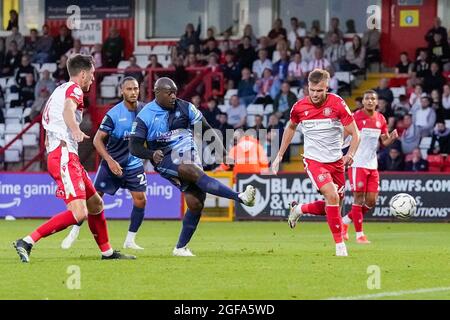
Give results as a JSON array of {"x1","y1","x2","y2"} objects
[{"x1": 1, "y1": 219, "x2": 450, "y2": 300}]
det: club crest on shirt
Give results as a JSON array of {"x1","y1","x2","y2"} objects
[
  {"x1": 79, "y1": 181, "x2": 85, "y2": 191},
  {"x1": 304, "y1": 111, "x2": 309, "y2": 116},
  {"x1": 175, "y1": 111, "x2": 181, "y2": 118},
  {"x1": 363, "y1": 120, "x2": 366, "y2": 125},
  {"x1": 318, "y1": 174, "x2": 326, "y2": 182},
  {"x1": 376, "y1": 121, "x2": 381, "y2": 128},
  {"x1": 323, "y1": 107, "x2": 332, "y2": 117}
]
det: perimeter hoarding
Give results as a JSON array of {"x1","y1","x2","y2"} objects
[
  {"x1": 0, "y1": 173, "x2": 181, "y2": 219},
  {"x1": 235, "y1": 173, "x2": 450, "y2": 221}
]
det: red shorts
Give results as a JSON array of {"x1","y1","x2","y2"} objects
[
  {"x1": 47, "y1": 145, "x2": 96, "y2": 204},
  {"x1": 348, "y1": 167, "x2": 380, "y2": 193},
  {"x1": 303, "y1": 158, "x2": 345, "y2": 197}
]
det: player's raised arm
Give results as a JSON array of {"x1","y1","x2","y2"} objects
[
  {"x1": 271, "y1": 120, "x2": 298, "y2": 174},
  {"x1": 63, "y1": 98, "x2": 89, "y2": 142},
  {"x1": 343, "y1": 120, "x2": 360, "y2": 167}
]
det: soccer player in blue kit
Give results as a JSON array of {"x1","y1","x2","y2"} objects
[
  {"x1": 61, "y1": 77, "x2": 148, "y2": 250},
  {"x1": 129, "y1": 77, "x2": 256, "y2": 257}
]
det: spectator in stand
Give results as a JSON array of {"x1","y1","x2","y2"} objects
[
  {"x1": 430, "y1": 89, "x2": 444, "y2": 120},
  {"x1": 428, "y1": 33, "x2": 450, "y2": 69},
  {"x1": 24, "y1": 28, "x2": 39, "y2": 58},
  {"x1": 297, "y1": 83, "x2": 309, "y2": 100},
  {"x1": 185, "y1": 52, "x2": 202, "y2": 68},
  {"x1": 273, "y1": 81, "x2": 297, "y2": 122},
  {"x1": 237, "y1": 67, "x2": 256, "y2": 106},
  {"x1": 442, "y1": 84, "x2": 450, "y2": 118},
  {"x1": 309, "y1": 26, "x2": 323, "y2": 48},
  {"x1": 201, "y1": 97, "x2": 220, "y2": 127},
  {"x1": 243, "y1": 24, "x2": 258, "y2": 48},
  {"x1": 226, "y1": 95, "x2": 247, "y2": 129},
  {"x1": 6, "y1": 26, "x2": 25, "y2": 51},
  {"x1": 341, "y1": 35, "x2": 366, "y2": 72},
  {"x1": 324, "y1": 17, "x2": 344, "y2": 46},
  {"x1": 34, "y1": 69, "x2": 56, "y2": 98},
  {"x1": 374, "y1": 78, "x2": 394, "y2": 104},
  {"x1": 52, "y1": 54, "x2": 70, "y2": 85},
  {"x1": 311, "y1": 20, "x2": 322, "y2": 34},
  {"x1": 33, "y1": 24, "x2": 54, "y2": 64},
  {"x1": 123, "y1": 56, "x2": 144, "y2": 84},
  {"x1": 24, "y1": 88, "x2": 50, "y2": 123},
  {"x1": 405, "y1": 148, "x2": 428, "y2": 171},
  {"x1": 428, "y1": 120, "x2": 450, "y2": 155},
  {"x1": 346, "y1": 19, "x2": 357, "y2": 33},
  {"x1": 400, "y1": 113, "x2": 421, "y2": 154},
  {"x1": 218, "y1": 29, "x2": 236, "y2": 54},
  {"x1": 217, "y1": 112, "x2": 233, "y2": 147},
  {"x1": 300, "y1": 37, "x2": 316, "y2": 65},
  {"x1": 0, "y1": 38, "x2": 6, "y2": 68},
  {"x1": 178, "y1": 19, "x2": 202, "y2": 54},
  {"x1": 392, "y1": 94, "x2": 411, "y2": 119},
  {"x1": 1, "y1": 40, "x2": 22, "y2": 77},
  {"x1": 267, "y1": 18, "x2": 287, "y2": 49},
  {"x1": 252, "y1": 49, "x2": 272, "y2": 79},
  {"x1": 206, "y1": 53, "x2": 221, "y2": 72},
  {"x1": 65, "y1": 39, "x2": 90, "y2": 59},
  {"x1": 414, "y1": 96, "x2": 436, "y2": 137},
  {"x1": 412, "y1": 49, "x2": 431, "y2": 79},
  {"x1": 257, "y1": 36, "x2": 274, "y2": 60},
  {"x1": 377, "y1": 97, "x2": 395, "y2": 130},
  {"x1": 202, "y1": 39, "x2": 221, "y2": 59},
  {"x1": 287, "y1": 52, "x2": 308, "y2": 87},
  {"x1": 237, "y1": 36, "x2": 257, "y2": 70},
  {"x1": 253, "y1": 68, "x2": 277, "y2": 105},
  {"x1": 308, "y1": 47, "x2": 330, "y2": 71},
  {"x1": 379, "y1": 145, "x2": 405, "y2": 171},
  {"x1": 6, "y1": 9, "x2": 19, "y2": 31},
  {"x1": 251, "y1": 114, "x2": 266, "y2": 133},
  {"x1": 362, "y1": 27, "x2": 381, "y2": 68},
  {"x1": 272, "y1": 49, "x2": 290, "y2": 82},
  {"x1": 53, "y1": 25, "x2": 73, "y2": 62},
  {"x1": 202, "y1": 27, "x2": 216, "y2": 46},
  {"x1": 191, "y1": 94, "x2": 202, "y2": 108},
  {"x1": 409, "y1": 84, "x2": 426, "y2": 111},
  {"x1": 91, "y1": 44, "x2": 103, "y2": 68},
  {"x1": 291, "y1": 37, "x2": 303, "y2": 55},
  {"x1": 15, "y1": 55, "x2": 38, "y2": 87},
  {"x1": 327, "y1": 67, "x2": 339, "y2": 94},
  {"x1": 423, "y1": 61, "x2": 446, "y2": 93},
  {"x1": 221, "y1": 50, "x2": 241, "y2": 89},
  {"x1": 102, "y1": 26, "x2": 124, "y2": 68},
  {"x1": 425, "y1": 17, "x2": 448, "y2": 46},
  {"x1": 15, "y1": 73, "x2": 36, "y2": 108},
  {"x1": 395, "y1": 51, "x2": 413, "y2": 77},
  {"x1": 288, "y1": 17, "x2": 306, "y2": 50},
  {"x1": 324, "y1": 32, "x2": 346, "y2": 71},
  {"x1": 169, "y1": 55, "x2": 188, "y2": 95}
]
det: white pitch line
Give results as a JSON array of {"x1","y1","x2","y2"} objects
[{"x1": 325, "y1": 286, "x2": 450, "y2": 300}]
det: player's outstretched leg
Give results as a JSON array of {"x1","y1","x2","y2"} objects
[
  {"x1": 124, "y1": 192, "x2": 146, "y2": 250},
  {"x1": 86, "y1": 193, "x2": 136, "y2": 260},
  {"x1": 61, "y1": 221, "x2": 83, "y2": 249},
  {"x1": 178, "y1": 164, "x2": 256, "y2": 206},
  {"x1": 173, "y1": 187, "x2": 205, "y2": 257}
]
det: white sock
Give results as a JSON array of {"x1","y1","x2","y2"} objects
[
  {"x1": 102, "y1": 248, "x2": 114, "y2": 257},
  {"x1": 23, "y1": 236, "x2": 35, "y2": 245},
  {"x1": 342, "y1": 215, "x2": 352, "y2": 225},
  {"x1": 335, "y1": 242, "x2": 346, "y2": 250},
  {"x1": 125, "y1": 231, "x2": 136, "y2": 243},
  {"x1": 356, "y1": 231, "x2": 365, "y2": 238}
]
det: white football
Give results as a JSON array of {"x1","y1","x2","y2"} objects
[{"x1": 389, "y1": 193, "x2": 417, "y2": 220}]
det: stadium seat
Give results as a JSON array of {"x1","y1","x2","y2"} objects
[
  {"x1": 217, "y1": 104, "x2": 228, "y2": 113},
  {"x1": 101, "y1": 84, "x2": 117, "y2": 99},
  {"x1": 27, "y1": 123, "x2": 40, "y2": 135},
  {"x1": 0, "y1": 123, "x2": 5, "y2": 137},
  {"x1": 224, "y1": 89, "x2": 238, "y2": 99},
  {"x1": 0, "y1": 77, "x2": 7, "y2": 89},
  {"x1": 4, "y1": 134, "x2": 23, "y2": 153},
  {"x1": 391, "y1": 87, "x2": 406, "y2": 99},
  {"x1": 246, "y1": 115, "x2": 255, "y2": 127},
  {"x1": 5, "y1": 149, "x2": 20, "y2": 162},
  {"x1": 117, "y1": 60, "x2": 131, "y2": 71},
  {"x1": 22, "y1": 133, "x2": 38, "y2": 147},
  {"x1": 427, "y1": 154, "x2": 444, "y2": 172},
  {"x1": 32, "y1": 63, "x2": 41, "y2": 72},
  {"x1": 5, "y1": 123, "x2": 23, "y2": 135},
  {"x1": 41, "y1": 63, "x2": 57, "y2": 73},
  {"x1": 445, "y1": 119, "x2": 450, "y2": 129},
  {"x1": 444, "y1": 156, "x2": 450, "y2": 172},
  {"x1": 264, "y1": 104, "x2": 273, "y2": 114},
  {"x1": 290, "y1": 86, "x2": 299, "y2": 96},
  {"x1": 5, "y1": 92, "x2": 19, "y2": 103},
  {"x1": 247, "y1": 104, "x2": 264, "y2": 115},
  {"x1": 5, "y1": 77, "x2": 17, "y2": 88}
]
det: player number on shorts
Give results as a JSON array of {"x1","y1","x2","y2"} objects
[{"x1": 137, "y1": 174, "x2": 147, "y2": 185}]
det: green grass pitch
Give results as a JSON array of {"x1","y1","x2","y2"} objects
[{"x1": 1, "y1": 219, "x2": 450, "y2": 300}]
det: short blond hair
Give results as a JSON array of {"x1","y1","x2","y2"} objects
[{"x1": 308, "y1": 69, "x2": 330, "y2": 85}]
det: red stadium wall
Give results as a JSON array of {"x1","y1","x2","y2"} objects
[
  {"x1": 381, "y1": 0, "x2": 437, "y2": 67},
  {"x1": 45, "y1": 19, "x2": 135, "y2": 59}
]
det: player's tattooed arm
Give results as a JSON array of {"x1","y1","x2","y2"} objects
[
  {"x1": 63, "y1": 98, "x2": 90, "y2": 142},
  {"x1": 93, "y1": 130, "x2": 123, "y2": 176}
]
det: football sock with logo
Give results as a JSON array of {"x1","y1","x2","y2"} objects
[
  {"x1": 351, "y1": 204, "x2": 363, "y2": 233},
  {"x1": 301, "y1": 201, "x2": 326, "y2": 215},
  {"x1": 25, "y1": 210, "x2": 79, "y2": 244},
  {"x1": 129, "y1": 206, "x2": 145, "y2": 233},
  {"x1": 87, "y1": 211, "x2": 112, "y2": 254},
  {"x1": 176, "y1": 210, "x2": 201, "y2": 249},
  {"x1": 325, "y1": 205, "x2": 343, "y2": 243},
  {"x1": 197, "y1": 174, "x2": 241, "y2": 201}
]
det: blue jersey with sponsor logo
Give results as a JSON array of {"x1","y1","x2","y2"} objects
[
  {"x1": 130, "y1": 98, "x2": 203, "y2": 160},
  {"x1": 99, "y1": 101, "x2": 145, "y2": 170}
]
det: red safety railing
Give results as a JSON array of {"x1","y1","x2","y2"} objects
[{"x1": 0, "y1": 115, "x2": 46, "y2": 171}]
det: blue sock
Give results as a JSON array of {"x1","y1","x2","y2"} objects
[
  {"x1": 176, "y1": 210, "x2": 201, "y2": 249},
  {"x1": 197, "y1": 174, "x2": 241, "y2": 201},
  {"x1": 129, "y1": 206, "x2": 145, "y2": 233}
]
